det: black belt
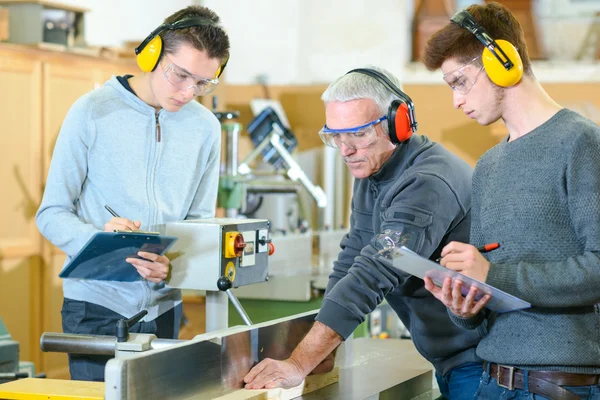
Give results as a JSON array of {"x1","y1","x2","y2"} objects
[{"x1": 486, "y1": 362, "x2": 600, "y2": 400}]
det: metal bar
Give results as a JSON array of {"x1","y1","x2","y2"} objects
[
  {"x1": 237, "y1": 132, "x2": 273, "y2": 176},
  {"x1": 40, "y1": 333, "x2": 182, "y2": 356},
  {"x1": 205, "y1": 290, "x2": 229, "y2": 332},
  {"x1": 40, "y1": 333, "x2": 116, "y2": 355},
  {"x1": 269, "y1": 132, "x2": 328, "y2": 208},
  {"x1": 225, "y1": 289, "x2": 253, "y2": 326}
]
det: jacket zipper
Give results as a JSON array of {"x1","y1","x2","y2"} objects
[{"x1": 155, "y1": 112, "x2": 161, "y2": 142}]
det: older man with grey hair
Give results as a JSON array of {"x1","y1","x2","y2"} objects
[{"x1": 244, "y1": 66, "x2": 483, "y2": 399}]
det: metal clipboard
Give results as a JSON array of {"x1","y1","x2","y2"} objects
[
  {"x1": 59, "y1": 231, "x2": 178, "y2": 282},
  {"x1": 375, "y1": 246, "x2": 531, "y2": 313}
]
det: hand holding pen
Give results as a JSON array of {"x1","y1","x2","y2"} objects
[
  {"x1": 104, "y1": 205, "x2": 169, "y2": 283},
  {"x1": 437, "y1": 241, "x2": 499, "y2": 282},
  {"x1": 103, "y1": 205, "x2": 141, "y2": 233},
  {"x1": 436, "y1": 242, "x2": 499, "y2": 263},
  {"x1": 425, "y1": 241, "x2": 498, "y2": 318}
]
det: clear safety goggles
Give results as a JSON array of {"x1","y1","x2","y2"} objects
[
  {"x1": 318, "y1": 115, "x2": 387, "y2": 150},
  {"x1": 162, "y1": 55, "x2": 220, "y2": 96},
  {"x1": 443, "y1": 57, "x2": 485, "y2": 95}
]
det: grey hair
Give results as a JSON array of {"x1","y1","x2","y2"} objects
[{"x1": 321, "y1": 65, "x2": 403, "y2": 130}]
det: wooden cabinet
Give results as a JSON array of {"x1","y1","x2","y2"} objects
[
  {"x1": 0, "y1": 43, "x2": 136, "y2": 377},
  {"x1": 0, "y1": 46, "x2": 43, "y2": 372}
]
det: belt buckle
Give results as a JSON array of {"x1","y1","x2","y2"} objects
[{"x1": 496, "y1": 365, "x2": 515, "y2": 390}]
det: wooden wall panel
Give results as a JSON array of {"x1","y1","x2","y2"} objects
[{"x1": 0, "y1": 53, "x2": 42, "y2": 259}]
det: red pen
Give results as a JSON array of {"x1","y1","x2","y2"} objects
[
  {"x1": 476, "y1": 242, "x2": 500, "y2": 253},
  {"x1": 436, "y1": 242, "x2": 500, "y2": 263}
]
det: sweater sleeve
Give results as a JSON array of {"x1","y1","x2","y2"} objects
[
  {"x1": 486, "y1": 131, "x2": 600, "y2": 307},
  {"x1": 35, "y1": 97, "x2": 100, "y2": 257},
  {"x1": 317, "y1": 173, "x2": 469, "y2": 339},
  {"x1": 445, "y1": 162, "x2": 488, "y2": 330}
]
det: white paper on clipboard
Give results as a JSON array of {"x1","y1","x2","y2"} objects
[{"x1": 375, "y1": 246, "x2": 531, "y2": 313}]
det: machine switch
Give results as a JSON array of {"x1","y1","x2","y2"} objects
[{"x1": 225, "y1": 231, "x2": 246, "y2": 258}]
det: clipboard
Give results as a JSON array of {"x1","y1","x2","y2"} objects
[
  {"x1": 59, "y1": 231, "x2": 178, "y2": 282},
  {"x1": 375, "y1": 246, "x2": 531, "y2": 313}
]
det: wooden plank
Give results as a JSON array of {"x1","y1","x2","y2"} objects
[
  {"x1": 0, "y1": 378, "x2": 103, "y2": 400},
  {"x1": 215, "y1": 367, "x2": 339, "y2": 400}
]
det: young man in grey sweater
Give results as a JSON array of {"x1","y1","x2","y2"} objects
[
  {"x1": 244, "y1": 66, "x2": 484, "y2": 399},
  {"x1": 36, "y1": 6, "x2": 229, "y2": 381},
  {"x1": 423, "y1": 2, "x2": 600, "y2": 399}
]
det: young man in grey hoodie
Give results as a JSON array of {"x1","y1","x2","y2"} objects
[{"x1": 36, "y1": 6, "x2": 229, "y2": 382}]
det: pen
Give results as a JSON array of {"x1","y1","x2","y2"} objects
[
  {"x1": 104, "y1": 205, "x2": 154, "y2": 234},
  {"x1": 104, "y1": 205, "x2": 120, "y2": 218},
  {"x1": 436, "y1": 242, "x2": 500, "y2": 263},
  {"x1": 477, "y1": 242, "x2": 500, "y2": 253}
]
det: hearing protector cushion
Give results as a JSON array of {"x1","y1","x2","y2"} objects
[
  {"x1": 482, "y1": 39, "x2": 523, "y2": 87},
  {"x1": 137, "y1": 35, "x2": 163, "y2": 72},
  {"x1": 389, "y1": 100, "x2": 412, "y2": 144}
]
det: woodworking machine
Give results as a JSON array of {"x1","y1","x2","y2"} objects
[
  {"x1": 1, "y1": 311, "x2": 434, "y2": 400},
  {"x1": 0, "y1": 217, "x2": 435, "y2": 399}
]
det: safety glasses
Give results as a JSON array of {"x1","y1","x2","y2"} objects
[
  {"x1": 443, "y1": 57, "x2": 485, "y2": 95},
  {"x1": 319, "y1": 116, "x2": 387, "y2": 150},
  {"x1": 162, "y1": 55, "x2": 220, "y2": 96}
]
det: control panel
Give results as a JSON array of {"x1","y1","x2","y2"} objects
[{"x1": 157, "y1": 218, "x2": 274, "y2": 290}]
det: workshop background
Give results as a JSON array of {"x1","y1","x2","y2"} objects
[{"x1": 0, "y1": 0, "x2": 599, "y2": 387}]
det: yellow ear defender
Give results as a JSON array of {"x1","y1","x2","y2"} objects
[
  {"x1": 135, "y1": 17, "x2": 226, "y2": 75},
  {"x1": 136, "y1": 34, "x2": 164, "y2": 73},
  {"x1": 451, "y1": 10, "x2": 523, "y2": 87}
]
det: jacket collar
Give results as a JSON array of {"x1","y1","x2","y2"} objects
[{"x1": 370, "y1": 136, "x2": 425, "y2": 182}]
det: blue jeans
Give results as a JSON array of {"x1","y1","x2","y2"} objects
[
  {"x1": 436, "y1": 362, "x2": 484, "y2": 400},
  {"x1": 61, "y1": 298, "x2": 182, "y2": 382},
  {"x1": 474, "y1": 369, "x2": 600, "y2": 399}
]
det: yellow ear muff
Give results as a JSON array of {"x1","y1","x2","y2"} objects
[
  {"x1": 137, "y1": 35, "x2": 163, "y2": 73},
  {"x1": 482, "y1": 39, "x2": 523, "y2": 88}
]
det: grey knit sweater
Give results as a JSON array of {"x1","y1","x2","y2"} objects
[{"x1": 451, "y1": 109, "x2": 600, "y2": 374}]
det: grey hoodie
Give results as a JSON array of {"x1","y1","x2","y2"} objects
[{"x1": 36, "y1": 77, "x2": 221, "y2": 321}]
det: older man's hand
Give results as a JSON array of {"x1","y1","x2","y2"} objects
[{"x1": 243, "y1": 358, "x2": 305, "y2": 389}]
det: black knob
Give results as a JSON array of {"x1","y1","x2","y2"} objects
[
  {"x1": 217, "y1": 277, "x2": 233, "y2": 292},
  {"x1": 116, "y1": 310, "x2": 148, "y2": 342},
  {"x1": 258, "y1": 236, "x2": 271, "y2": 246}
]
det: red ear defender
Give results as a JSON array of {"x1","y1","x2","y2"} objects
[
  {"x1": 389, "y1": 100, "x2": 412, "y2": 144},
  {"x1": 344, "y1": 68, "x2": 418, "y2": 145}
]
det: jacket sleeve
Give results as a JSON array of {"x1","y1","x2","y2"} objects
[
  {"x1": 316, "y1": 172, "x2": 470, "y2": 339},
  {"x1": 35, "y1": 98, "x2": 100, "y2": 257},
  {"x1": 324, "y1": 199, "x2": 364, "y2": 296}
]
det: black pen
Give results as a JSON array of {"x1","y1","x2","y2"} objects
[
  {"x1": 436, "y1": 242, "x2": 500, "y2": 263},
  {"x1": 104, "y1": 204, "x2": 120, "y2": 218}
]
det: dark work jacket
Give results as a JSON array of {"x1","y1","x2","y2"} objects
[{"x1": 316, "y1": 134, "x2": 484, "y2": 376}]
